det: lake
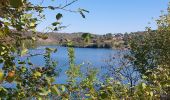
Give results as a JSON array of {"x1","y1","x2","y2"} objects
[
  {"x1": 29, "y1": 46, "x2": 124, "y2": 84},
  {"x1": 1, "y1": 46, "x2": 124, "y2": 87}
]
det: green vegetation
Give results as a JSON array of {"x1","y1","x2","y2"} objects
[{"x1": 0, "y1": 0, "x2": 170, "y2": 99}]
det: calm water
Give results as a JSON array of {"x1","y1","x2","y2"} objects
[
  {"x1": 1, "y1": 46, "x2": 123, "y2": 87},
  {"x1": 29, "y1": 46, "x2": 122, "y2": 83},
  {"x1": 30, "y1": 46, "x2": 119, "y2": 67}
]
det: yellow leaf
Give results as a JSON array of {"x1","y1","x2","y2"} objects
[
  {"x1": 30, "y1": 23, "x2": 35, "y2": 27},
  {"x1": 150, "y1": 91, "x2": 153, "y2": 97},
  {"x1": 142, "y1": 83, "x2": 146, "y2": 89},
  {"x1": 21, "y1": 48, "x2": 28, "y2": 56},
  {"x1": 0, "y1": 70, "x2": 4, "y2": 82},
  {"x1": 34, "y1": 71, "x2": 41, "y2": 77}
]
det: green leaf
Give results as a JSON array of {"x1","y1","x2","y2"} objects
[
  {"x1": 79, "y1": 11, "x2": 85, "y2": 18},
  {"x1": 18, "y1": 61, "x2": 26, "y2": 64},
  {"x1": 54, "y1": 27, "x2": 58, "y2": 31},
  {"x1": 85, "y1": 94, "x2": 90, "y2": 97},
  {"x1": 24, "y1": 14, "x2": 32, "y2": 18},
  {"x1": 21, "y1": 66, "x2": 27, "y2": 72},
  {"x1": 38, "y1": 88, "x2": 50, "y2": 96},
  {"x1": 46, "y1": 48, "x2": 53, "y2": 52},
  {"x1": 51, "y1": 85, "x2": 60, "y2": 95},
  {"x1": 28, "y1": 62, "x2": 33, "y2": 66},
  {"x1": 142, "y1": 75, "x2": 148, "y2": 79},
  {"x1": 78, "y1": 8, "x2": 89, "y2": 18},
  {"x1": 46, "y1": 48, "x2": 57, "y2": 53},
  {"x1": 0, "y1": 86, "x2": 8, "y2": 97},
  {"x1": 61, "y1": 85, "x2": 65, "y2": 92},
  {"x1": 101, "y1": 92, "x2": 108, "y2": 99},
  {"x1": 0, "y1": 59, "x2": 3, "y2": 64},
  {"x1": 37, "y1": 97, "x2": 43, "y2": 100},
  {"x1": 9, "y1": 0, "x2": 23, "y2": 8},
  {"x1": 54, "y1": 48, "x2": 57, "y2": 53},
  {"x1": 56, "y1": 13, "x2": 63, "y2": 20},
  {"x1": 48, "y1": 6, "x2": 55, "y2": 10},
  {"x1": 52, "y1": 22, "x2": 60, "y2": 26}
]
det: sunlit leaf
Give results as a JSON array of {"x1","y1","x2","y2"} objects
[
  {"x1": 21, "y1": 48, "x2": 28, "y2": 56},
  {"x1": 32, "y1": 37, "x2": 36, "y2": 41},
  {"x1": 150, "y1": 91, "x2": 153, "y2": 97},
  {"x1": 34, "y1": 71, "x2": 42, "y2": 77},
  {"x1": 38, "y1": 88, "x2": 50, "y2": 96},
  {"x1": 51, "y1": 85, "x2": 60, "y2": 95},
  {"x1": 142, "y1": 83, "x2": 146, "y2": 89},
  {"x1": 0, "y1": 70, "x2": 4, "y2": 82},
  {"x1": 61, "y1": 85, "x2": 65, "y2": 92}
]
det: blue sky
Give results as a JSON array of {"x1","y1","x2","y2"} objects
[{"x1": 33, "y1": 0, "x2": 169, "y2": 34}]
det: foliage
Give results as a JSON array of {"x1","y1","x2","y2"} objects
[
  {"x1": 129, "y1": 4, "x2": 170, "y2": 98},
  {"x1": 0, "y1": 0, "x2": 88, "y2": 99},
  {"x1": 81, "y1": 33, "x2": 92, "y2": 44},
  {"x1": 0, "y1": 0, "x2": 170, "y2": 99}
]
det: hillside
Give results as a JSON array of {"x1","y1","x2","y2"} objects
[
  {"x1": 1, "y1": 30, "x2": 146, "y2": 49},
  {"x1": 37, "y1": 32, "x2": 130, "y2": 49}
]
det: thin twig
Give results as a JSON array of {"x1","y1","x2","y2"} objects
[{"x1": 61, "y1": 0, "x2": 78, "y2": 9}]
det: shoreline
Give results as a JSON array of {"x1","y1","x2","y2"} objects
[{"x1": 36, "y1": 43, "x2": 128, "y2": 50}]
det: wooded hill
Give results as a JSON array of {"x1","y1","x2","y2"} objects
[
  {"x1": 37, "y1": 32, "x2": 130, "y2": 48},
  {"x1": 36, "y1": 31, "x2": 147, "y2": 49},
  {"x1": 1, "y1": 30, "x2": 147, "y2": 49}
]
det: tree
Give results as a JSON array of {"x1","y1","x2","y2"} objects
[
  {"x1": 103, "y1": 52, "x2": 140, "y2": 96},
  {"x1": 105, "y1": 33, "x2": 113, "y2": 40},
  {"x1": 0, "y1": 0, "x2": 88, "y2": 99},
  {"x1": 81, "y1": 33, "x2": 92, "y2": 44},
  {"x1": 129, "y1": 4, "x2": 170, "y2": 98}
]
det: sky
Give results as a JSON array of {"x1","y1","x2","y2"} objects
[{"x1": 32, "y1": 0, "x2": 170, "y2": 34}]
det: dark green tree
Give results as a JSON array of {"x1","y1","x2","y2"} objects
[{"x1": 81, "y1": 33, "x2": 92, "y2": 43}]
